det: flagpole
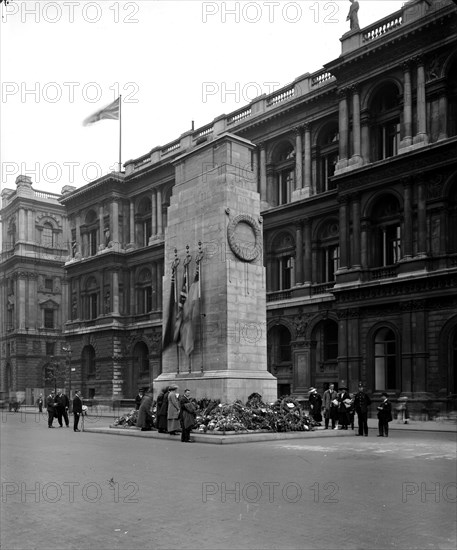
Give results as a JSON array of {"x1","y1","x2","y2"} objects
[{"x1": 118, "y1": 95, "x2": 122, "y2": 172}]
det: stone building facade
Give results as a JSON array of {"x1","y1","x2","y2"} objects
[{"x1": 1, "y1": 0, "x2": 456, "y2": 412}]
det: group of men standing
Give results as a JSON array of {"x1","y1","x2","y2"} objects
[
  {"x1": 136, "y1": 385, "x2": 197, "y2": 442},
  {"x1": 45, "y1": 389, "x2": 83, "y2": 432},
  {"x1": 309, "y1": 382, "x2": 392, "y2": 437}
]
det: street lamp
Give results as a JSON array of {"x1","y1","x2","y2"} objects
[{"x1": 62, "y1": 344, "x2": 72, "y2": 412}]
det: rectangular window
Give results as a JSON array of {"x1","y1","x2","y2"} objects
[
  {"x1": 44, "y1": 309, "x2": 54, "y2": 328},
  {"x1": 45, "y1": 278, "x2": 53, "y2": 291},
  {"x1": 90, "y1": 294, "x2": 98, "y2": 319},
  {"x1": 143, "y1": 220, "x2": 152, "y2": 247},
  {"x1": 46, "y1": 342, "x2": 55, "y2": 355},
  {"x1": 89, "y1": 229, "x2": 98, "y2": 256}
]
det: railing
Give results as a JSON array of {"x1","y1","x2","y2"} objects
[
  {"x1": 161, "y1": 141, "x2": 181, "y2": 155},
  {"x1": 134, "y1": 157, "x2": 150, "y2": 169},
  {"x1": 311, "y1": 70, "x2": 334, "y2": 88},
  {"x1": 193, "y1": 126, "x2": 213, "y2": 140},
  {"x1": 312, "y1": 282, "x2": 335, "y2": 295},
  {"x1": 267, "y1": 87, "x2": 294, "y2": 107},
  {"x1": 362, "y1": 12, "x2": 402, "y2": 43},
  {"x1": 227, "y1": 107, "x2": 252, "y2": 125},
  {"x1": 369, "y1": 265, "x2": 398, "y2": 280},
  {"x1": 34, "y1": 190, "x2": 61, "y2": 201},
  {"x1": 266, "y1": 290, "x2": 292, "y2": 302}
]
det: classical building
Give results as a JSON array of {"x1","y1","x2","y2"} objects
[
  {"x1": 1, "y1": 0, "x2": 456, "y2": 413},
  {"x1": 0, "y1": 176, "x2": 71, "y2": 405}
]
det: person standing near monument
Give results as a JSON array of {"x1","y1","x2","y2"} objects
[
  {"x1": 346, "y1": 0, "x2": 360, "y2": 31},
  {"x1": 308, "y1": 387, "x2": 323, "y2": 424},
  {"x1": 323, "y1": 383, "x2": 338, "y2": 430},
  {"x1": 55, "y1": 389, "x2": 70, "y2": 428},
  {"x1": 72, "y1": 390, "x2": 83, "y2": 432},
  {"x1": 354, "y1": 382, "x2": 371, "y2": 436},
  {"x1": 137, "y1": 387, "x2": 154, "y2": 431},
  {"x1": 167, "y1": 384, "x2": 180, "y2": 435},
  {"x1": 156, "y1": 386, "x2": 170, "y2": 433},
  {"x1": 377, "y1": 392, "x2": 392, "y2": 437},
  {"x1": 179, "y1": 389, "x2": 197, "y2": 442},
  {"x1": 46, "y1": 391, "x2": 55, "y2": 428}
]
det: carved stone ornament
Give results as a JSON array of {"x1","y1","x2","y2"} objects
[{"x1": 226, "y1": 211, "x2": 262, "y2": 262}]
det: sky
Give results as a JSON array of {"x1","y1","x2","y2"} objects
[{"x1": 0, "y1": 0, "x2": 406, "y2": 194}]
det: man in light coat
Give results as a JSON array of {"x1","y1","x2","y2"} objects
[{"x1": 167, "y1": 385, "x2": 180, "y2": 435}]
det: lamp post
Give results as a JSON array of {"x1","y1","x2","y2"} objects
[{"x1": 62, "y1": 344, "x2": 72, "y2": 412}]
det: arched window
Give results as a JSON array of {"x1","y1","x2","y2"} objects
[
  {"x1": 370, "y1": 83, "x2": 401, "y2": 161},
  {"x1": 42, "y1": 222, "x2": 54, "y2": 247},
  {"x1": 370, "y1": 195, "x2": 401, "y2": 267},
  {"x1": 268, "y1": 232, "x2": 295, "y2": 291},
  {"x1": 317, "y1": 220, "x2": 340, "y2": 283},
  {"x1": 316, "y1": 122, "x2": 339, "y2": 193},
  {"x1": 82, "y1": 345, "x2": 96, "y2": 378},
  {"x1": 374, "y1": 328, "x2": 397, "y2": 391},
  {"x1": 272, "y1": 142, "x2": 295, "y2": 206},
  {"x1": 133, "y1": 342, "x2": 149, "y2": 376}
]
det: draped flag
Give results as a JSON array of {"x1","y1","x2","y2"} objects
[
  {"x1": 173, "y1": 264, "x2": 189, "y2": 345},
  {"x1": 162, "y1": 263, "x2": 177, "y2": 351},
  {"x1": 83, "y1": 97, "x2": 120, "y2": 126},
  {"x1": 179, "y1": 268, "x2": 201, "y2": 356}
]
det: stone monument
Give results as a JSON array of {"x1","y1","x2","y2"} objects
[{"x1": 155, "y1": 133, "x2": 277, "y2": 402}]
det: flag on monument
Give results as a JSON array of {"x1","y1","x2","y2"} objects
[
  {"x1": 180, "y1": 269, "x2": 201, "y2": 356},
  {"x1": 174, "y1": 266, "x2": 188, "y2": 345},
  {"x1": 83, "y1": 97, "x2": 120, "y2": 126},
  {"x1": 162, "y1": 266, "x2": 177, "y2": 351}
]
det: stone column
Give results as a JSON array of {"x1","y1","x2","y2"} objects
[
  {"x1": 295, "y1": 222, "x2": 303, "y2": 285},
  {"x1": 127, "y1": 199, "x2": 135, "y2": 249},
  {"x1": 18, "y1": 274, "x2": 26, "y2": 329},
  {"x1": 75, "y1": 212, "x2": 81, "y2": 257},
  {"x1": 361, "y1": 218, "x2": 369, "y2": 269},
  {"x1": 403, "y1": 178, "x2": 413, "y2": 259},
  {"x1": 414, "y1": 57, "x2": 428, "y2": 145},
  {"x1": 336, "y1": 89, "x2": 349, "y2": 172},
  {"x1": 351, "y1": 194, "x2": 361, "y2": 268},
  {"x1": 99, "y1": 204, "x2": 104, "y2": 249},
  {"x1": 151, "y1": 190, "x2": 157, "y2": 237},
  {"x1": 111, "y1": 199, "x2": 119, "y2": 249},
  {"x1": 304, "y1": 219, "x2": 312, "y2": 284},
  {"x1": 156, "y1": 188, "x2": 163, "y2": 235},
  {"x1": 112, "y1": 269, "x2": 120, "y2": 315},
  {"x1": 18, "y1": 208, "x2": 26, "y2": 241},
  {"x1": 350, "y1": 85, "x2": 362, "y2": 165},
  {"x1": 259, "y1": 143, "x2": 267, "y2": 203},
  {"x1": 338, "y1": 197, "x2": 349, "y2": 270},
  {"x1": 360, "y1": 109, "x2": 370, "y2": 163},
  {"x1": 402, "y1": 61, "x2": 413, "y2": 147},
  {"x1": 27, "y1": 210, "x2": 34, "y2": 242},
  {"x1": 294, "y1": 127, "x2": 303, "y2": 191},
  {"x1": 303, "y1": 123, "x2": 312, "y2": 196},
  {"x1": 417, "y1": 178, "x2": 427, "y2": 257}
]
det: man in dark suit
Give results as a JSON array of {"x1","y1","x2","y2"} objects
[
  {"x1": 377, "y1": 392, "x2": 392, "y2": 437},
  {"x1": 55, "y1": 389, "x2": 70, "y2": 428},
  {"x1": 46, "y1": 391, "x2": 56, "y2": 428},
  {"x1": 72, "y1": 390, "x2": 83, "y2": 432},
  {"x1": 323, "y1": 383, "x2": 338, "y2": 430},
  {"x1": 354, "y1": 382, "x2": 372, "y2": 436}
]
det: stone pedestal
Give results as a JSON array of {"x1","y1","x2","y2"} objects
[{"x1": 155, "y1": 133, "x2": 277, "y2": 403}]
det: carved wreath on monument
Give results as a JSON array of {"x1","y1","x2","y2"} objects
[{"x1": 226, "y1": 209, "x2": 262, "y2": 262}]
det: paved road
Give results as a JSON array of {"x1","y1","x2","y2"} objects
[{"x1": 1, "y1": 413, "x2": 456, "y2": 550}]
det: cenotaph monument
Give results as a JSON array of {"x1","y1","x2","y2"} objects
[{"x1": 154, "y1": 133, "x2": 277, "y2": 402}]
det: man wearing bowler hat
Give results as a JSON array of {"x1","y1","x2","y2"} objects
[{"x1": 354, "y1": 382, "x2": 371, "y2": 436}]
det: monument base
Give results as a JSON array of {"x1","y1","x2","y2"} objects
[{"x1": 154, "y1": 370, "x2": 278, "y2": 403}]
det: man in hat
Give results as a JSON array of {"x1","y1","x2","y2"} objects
[
  {"x1": 308, "y1": 387, "x2": 322, "y2": 424},
  {"x1": 323, "y1": 383, "x2": 338, "y2": 430},
  {"x1": 72, "y1": 390, "x2": 83, "y2": 432},
  {"x1": 354, "y1": 382, "x2": 371, "y2": 436},
  {"x1": 167, "y1": 385, "x2": 180, "y2": 435},
  {"x1": 337, "y1": 385, "x2": 351, "y2": 430},
  {"x1": 135, "y1": 389, "x2": 144, "y2": 410},
  {"x1": 46, "y1": 391, "x2": 56, "y2": 428},
  {"x1": 377, "y1": 392, "x2": 392, "y2": 437}
]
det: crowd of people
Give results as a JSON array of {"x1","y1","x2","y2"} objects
[
  {"x1": 136, "y1": 385, "x2": 197, "y2": 442},
  {"x1": 44, "y1": 389, "x2": 84, "y2": 432},
  {"x1": 308, "y1": 382, "x2": 395, "y2": 437}
]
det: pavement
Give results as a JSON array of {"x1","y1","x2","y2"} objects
[{"x1": 11, "y1": 406, "x2": 456, "y2": 444}]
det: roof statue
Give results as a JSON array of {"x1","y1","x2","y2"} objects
[{"x1": 347, "y1": 0, "x2": 360, "y2": 31}]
